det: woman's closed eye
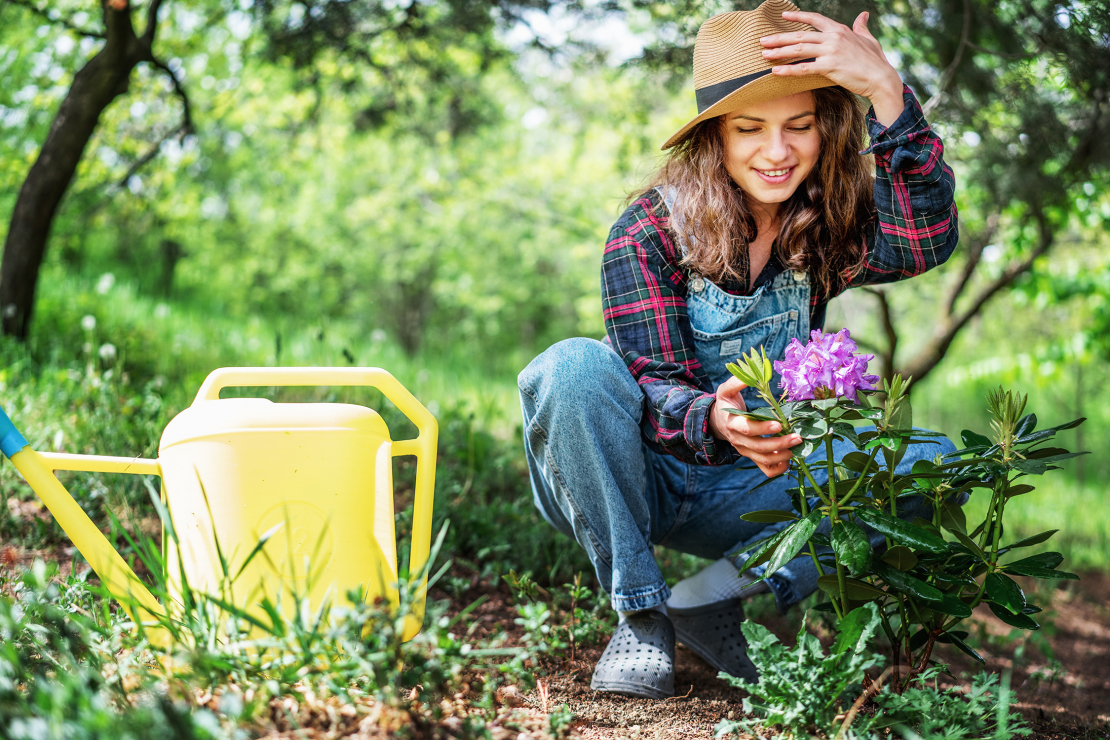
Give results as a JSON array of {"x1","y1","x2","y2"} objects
[{"x1": 735, "y1": 125, "x2": 813, "y2": 133}]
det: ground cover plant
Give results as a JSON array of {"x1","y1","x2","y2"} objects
[
  {"x1": 721, "y1": 331, "x2": 1087, "y2": 737},
  {"x1": 1, "y1": 285, "x2": 1107, "y2": 738}
]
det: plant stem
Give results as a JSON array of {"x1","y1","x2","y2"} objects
[
  {"x1": 826, "y1": 431, "x2": 850, "y2": 615},
  {"x1": 838, "y1": 447, "x2": 880, "y2": 507}
]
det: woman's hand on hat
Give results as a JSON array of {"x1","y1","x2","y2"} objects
[
  {"x1": 709, "y1": 376, "x2": 801, "y2": 478},
  {"x1": 760, "y1": 10, "x2": 906, "y2": 127}
]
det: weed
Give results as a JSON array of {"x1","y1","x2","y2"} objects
[
  {"x1": 548, "y1": 703, "x2": 575, "y2": 738},
  {"x1": 870, "y1": 666, "x2": 1029, "y2": 739},
  {"x1": 717, "y1": 603, "x2": 884, "y2": 739}
]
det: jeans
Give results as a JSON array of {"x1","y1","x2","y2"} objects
[{"x1": 518, "y1": 337, "x2": 957, "y2": 613}]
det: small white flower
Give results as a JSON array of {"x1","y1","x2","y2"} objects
[
  {"x1": 98, "y1": 343, "x2": 117, "y2": 362},
  {"x1": 81, "y1": 315, "x2": 96, "y2": 332},
  {"x1": 95, "y1": 273, "x2": 115, "y2": 295}
]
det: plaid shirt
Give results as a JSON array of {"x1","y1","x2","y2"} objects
[{"x1": 602, "y1": 85, "x2": 958, "y2": 466}]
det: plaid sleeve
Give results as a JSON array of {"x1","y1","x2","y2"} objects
[
  {"x1": 602, "y1": 195, "x2": 738, "y2": 466},
  {"x1": 829, "y1": 84, "x2": 959, "y2": 298}
]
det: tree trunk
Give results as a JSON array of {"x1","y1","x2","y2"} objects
[{"x1": 0, "y1": 2, "x2": 149, "y2": 339}]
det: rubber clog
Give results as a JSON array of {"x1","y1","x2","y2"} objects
[
  {"x1": 669, "y1": 597, "x2": 758, "y2": 683},
  {"x1": 590, "y1": 610, "x2": 675, "y2": 699}
]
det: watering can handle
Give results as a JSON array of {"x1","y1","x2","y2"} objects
[
  {"x1": 0, "y1": 406, "x2": 165, "y2": 637},
  {"x1": 193, "y1": 367, "x2": 439, "y2": 621}
]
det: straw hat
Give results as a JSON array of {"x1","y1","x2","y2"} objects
[{"x1": 661, "y1": 0, "x2": 837, "y2": 150}]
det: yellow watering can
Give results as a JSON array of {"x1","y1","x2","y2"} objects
[{"x1": 0, "y1": 367, "x2": 437, "y2": 643}]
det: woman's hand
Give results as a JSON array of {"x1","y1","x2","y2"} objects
[
  {"x1": 709, "y1": 376, "x2": 802, "y2": 478},
  {"x1": 760, "y1": 10, "x2": 906, "y2": 127}
]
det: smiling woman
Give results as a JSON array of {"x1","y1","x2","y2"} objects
[{"x1": 515, "y1": 0, "x2": 961, "y2": 700}]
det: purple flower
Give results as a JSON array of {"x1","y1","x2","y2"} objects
[{"x1": 773, "y1": 329, "x2": 880, "y2": 401}]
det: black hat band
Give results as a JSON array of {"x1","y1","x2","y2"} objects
[{"x1": 694, "y1": 58, "x2": 816, "y2": 113}]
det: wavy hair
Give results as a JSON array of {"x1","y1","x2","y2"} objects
[{"x1": 645, "y1": 85, "x2": 875, "y2": 299}]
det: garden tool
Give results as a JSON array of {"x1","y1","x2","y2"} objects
[{"x1": 0, "y1": 367, "x2": 437, "y2": 642}]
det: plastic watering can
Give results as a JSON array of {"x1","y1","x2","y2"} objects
[{"x1": 0, "y1": 367, "x2": 437, "y2": 643}]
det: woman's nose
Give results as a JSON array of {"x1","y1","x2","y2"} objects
[{"x1": 765, "y1": 129, "x2": 791, "y2": 162}]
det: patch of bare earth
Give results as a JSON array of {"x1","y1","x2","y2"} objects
[{"x1": 435, "y1": 571, "x2": 1110, "y2": 740}]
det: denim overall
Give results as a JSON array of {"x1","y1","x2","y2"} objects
[{"x1": 516, "y1": 190, "x2": 954, "y2": 614}]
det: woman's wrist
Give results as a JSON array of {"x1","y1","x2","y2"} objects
[{"x1": 869, "y1": 74, "x2": 906, "y2": 128}]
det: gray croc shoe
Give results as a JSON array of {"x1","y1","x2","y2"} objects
[
  {"x1": 590, "y1": 610, "x2": 675, "y2": 699},
  {"x1": 669, "y1": 597, "x2": 759, "y2": 683}
]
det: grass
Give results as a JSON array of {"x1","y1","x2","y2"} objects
[{"x1": 2, "y1": 266, "x2": 1107, "y2": 737}]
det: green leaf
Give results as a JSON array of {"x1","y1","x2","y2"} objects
[
  {"x1": 1014, "y1": 413, "x2": 1038, "y2": 439},
  {"x1": 988, "y1": 601, "x2": 1039, "y2": 630},
  {"x1": 813, "y1": 397, "x2": 840, "y2": 410},
  {"x1": 939, "y1": 501, "x2": 967, "y2": 535},
  {"x1": 855, "y1": 508, "x2": 948, "y2": 554},
  {"x1": 1007, "y1": 552, "x2": 1064, "y2": 570},
  {"x1": 1002, "y1": 566, "x2": 1079, "y2": 580},
  {"x1": 761, "y1": 511, "x2": 821, "y2": 578},
  {"x1": 833, "y1": 602, "x2": 881, "y2": 657},
  {"x1": 796, "y1": 416, "x2": 829, "y2": 439},
  {"x1": 985, "y1": 573, "x2": 1026, "y2": 614},
  {"x1": 737, "y1": 530, "x2": 788, "y2": 572},
  {"x1": 930, "y1": 592, "x2": 974, "y2": 619},
  {"x1": 816, "y1": 575, "x2": 886, "y2": 601},
  {"x1": 841, "y1": 451, "x2": 874, "y2": 473},
  {"x1": 950, "y1": 530, "x2": 987, "y2": 562},
  {"x1": 832, "y1": 521, "x2": 873, "y2": 577},
  {"x1": 739, "y1": 510, "x2": 799, "y2": 524},
  {"x1": 1003, "y1": 484, "x2": 1035, "y2": 498},
  {"x1": 943, "y1": 632, "x2": 986, "y2": 664},
  {"x1": 871, "y1": 561, "x2": 943, "y2": 603},
  {"x1": 911, "y1": 459, "x2": 939, "y2": 490},
  {"x1": 832, "y1": 421, "x2": 859, "y2": 446},
  {"x1": 1001, "y1": 530, "x2": 1058, "y2": 551},
  {"x1": 881, "y1": 546, "x2": 918, "y2": 571},
  {"x1": 961, "y1": 430, "x2": 992, "y2": 448}
]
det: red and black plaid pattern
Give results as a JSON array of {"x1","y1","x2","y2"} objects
[{"x1": 602, "y1": 85, "x2": 959, "y2": 466}]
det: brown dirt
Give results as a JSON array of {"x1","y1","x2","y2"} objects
[
  {"x1": 3, "y1": 538, "x2": 1109, "y2": 738},
  {"x1": 431, "y1": 570, "x2": 1110, "y2": 740}
]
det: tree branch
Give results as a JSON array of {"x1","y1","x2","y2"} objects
[
  {"x1": 921, "y1": 0, "x2": 970, "y2": 118},
  {"x1": 3, "y1": 0, "x2": 107, "y2": 38},
  {"x1": 943, "y1": 212, "x2": 999, "y2": 317},
  {"x1": 863, "y1": 287, "x2": 899, "y2": 384},
  {"x1": 143, "y1": 0, "x2": 166, "y2": 44},
  {"x1": 900, "y1": 218, "x2": 1055, "y2": 386},
  {"x1": 113, "y1": 122, "x2": 187, "y2": 190},
  {"x1": 148, "y1": 56, "x2": 193, "y2": 135}
]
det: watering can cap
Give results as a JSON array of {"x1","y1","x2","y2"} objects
[
  {"x1": 0, "y1": 406, "x2": 28, "y2": 459},
  {"x1": 158, "y1": 398, "x2": 390, "y2": 451}
]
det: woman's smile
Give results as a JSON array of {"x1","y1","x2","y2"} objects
[{"x1": 753, "y1": 166, "x2": 796, "y2": 183}]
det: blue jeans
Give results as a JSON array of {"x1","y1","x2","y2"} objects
[{"x1": 518, "y1": 337, "x2": 957, "y2": 613}]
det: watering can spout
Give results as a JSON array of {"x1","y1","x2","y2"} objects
[{"x1": 0, "y1": 407, "x2": 165, "y2": 639}]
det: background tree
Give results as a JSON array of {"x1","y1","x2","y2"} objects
[{"x1": 0, "y1": 0, "x2": 590, "y2": 340}]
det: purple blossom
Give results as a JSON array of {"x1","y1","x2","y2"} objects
[{"x1": 773, "y1": 329, "x2": 880, "y2": 401}]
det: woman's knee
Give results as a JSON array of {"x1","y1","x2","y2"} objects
[{"x1": 518, "y1": 337, "x2": 641, "y2": 416}]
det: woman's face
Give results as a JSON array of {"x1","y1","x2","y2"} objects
[{"x1": 721, "y1": 91, "x2": 821, "y2": 219}]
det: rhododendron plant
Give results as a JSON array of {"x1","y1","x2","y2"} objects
[{"x1": 722, "y1": 335, "x2": 1087, "y2": 704}]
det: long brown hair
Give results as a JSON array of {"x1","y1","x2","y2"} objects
[{"x1": 645, "y1": 85, "x2": 875, "y2": 298}]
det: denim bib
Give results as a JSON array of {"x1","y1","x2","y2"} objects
[{"x1": 656, "y1": 187, "x2": 811, "y2": 409}]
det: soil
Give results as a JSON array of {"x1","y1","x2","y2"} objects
[
  {"x1": 3, "y1": 538, "x2": 1109, "y2": 739},
  {"x1": 430, "y1": 569, "x2": 1110, "y2": 740}
]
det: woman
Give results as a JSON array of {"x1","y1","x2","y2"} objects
[{"x1": 517, "y1": 0, "x2": 959, "y2": 699}]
